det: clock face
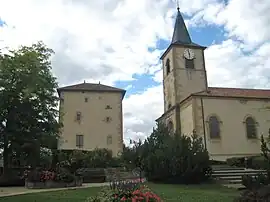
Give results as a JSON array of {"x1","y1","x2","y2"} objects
[{"x1": 183, "y1": 48, "x2": 195, "y2": 60}]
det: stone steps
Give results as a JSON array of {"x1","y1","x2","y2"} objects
[{"x1": 212, "y1": 166, "x2": 267, "y2": 185}]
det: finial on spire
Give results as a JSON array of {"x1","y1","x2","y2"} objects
[
  {"x1": 177, "y1": 0, "x2": 180, "y2": 11},
  {"x1": 98, "y1": 81, "x2": 100, "y2": 84},
  {"x1": 84, "y1": 80, "x2": 86, "y2": 83}
]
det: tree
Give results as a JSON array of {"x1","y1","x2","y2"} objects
[
  {"x1": 260, "y1": 129, "x2": 270, "y2": 179},
  {"x1": 0, "y1": 42, "x2": 61, "y2": 175},
  {"x1": 127, "y1": 123, "x2": 212, "y2": 184}
]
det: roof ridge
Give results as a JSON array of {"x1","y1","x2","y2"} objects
[
  {"x1": 209, "y1": 87, "x2": 270, "y2": 91},
  {"x1": 57, "y1": 82, "x2": 125, "y2": 92}
]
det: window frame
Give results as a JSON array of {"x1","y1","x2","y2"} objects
[
  {"x1": 76, "y1": 134, "x2": 84, "y2": 148},
  {"x1": 245, "y1": 116, "x2": 257, "y2": 139},
  {"x1": 208, "y1": 115, "x2": 221, "y2": 139}
]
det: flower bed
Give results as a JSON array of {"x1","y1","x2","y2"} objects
[
  {"x1": 24, "y1": 169, "x2": 82, "y2": 189},
  {"x1": 87, "y1": 177, "x2": 162, "y2": 202}
]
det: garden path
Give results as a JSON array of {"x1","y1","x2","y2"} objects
[{"x1": 0, "y1": 182, "x2": 109, "y2": 198}]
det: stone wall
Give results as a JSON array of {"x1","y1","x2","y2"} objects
[{"x1": 25, "y1": 178, "x2": 82, "y2": 189}]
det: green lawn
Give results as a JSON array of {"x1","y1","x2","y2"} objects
[
  {"x1": 0, "y1": 184, "x2": 239, "y2": 202},
  {"x1": 0, "y1": 187, "x2": 101, "y2": 202},
  {"x1": 148, "y1": 183, "x2": 239, "y2": 202}
]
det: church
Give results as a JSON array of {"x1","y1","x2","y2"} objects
[{"x1": 156, "y1": 8, "x2": 270, "y2": 161}]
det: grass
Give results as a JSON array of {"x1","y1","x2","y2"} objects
[
  {"x1": 148, "y1": 183, "x2": 239, "y2": 202},
  {"x1": 0, "y1": 187, "x2": 101, "y2": 202},
  {"x1": 0, "y1": 183, "x2": 239, "y2": 202}
]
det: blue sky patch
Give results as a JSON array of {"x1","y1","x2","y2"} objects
[
  {"x1": 190, "y1": 25, "x2": 225, "y2": 46},
  {"x1": 0, "y1": 18, "x2": 6, "y2": 26},
  {"x1": 115, "y1": 73, "x2": 160, "y2": 97}
]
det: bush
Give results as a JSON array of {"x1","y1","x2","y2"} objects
[
  {"x1": 226, "y1": 157, "x2": 245, "y2": 167},
  {"x1": 76, "y1": 168, "x2": 106, "y2": 183},
  {"x1": 138, "y1": 124, "x2": 212, "y2": 184},
  {"x1": 249, "y1": 156, "x2": 268, "y2": 170},
  {"x1": 210, "y1": 160, "x2": 227, "y2": 165},
  {"x1": 242, "y1": 174, "x2": 269, "y2": 190},
  {"x1": 25, "y1": 168, "x2": 76, "y2": 183},
  {"x1": 235, "y1": 185, "x2": 270, "y2": 202},
  {"x1": 87, "y1": 184, "x2": 162, "y2": 202},
  {"x1": 227, "y1": 156, "x2": 268, "y2": 170},
  {"x1": 0, "y1": 169, "x2": 25, "y2": 187},
  {"x1": 55, "y1": 168, "x2": 75, "y2": 183}
]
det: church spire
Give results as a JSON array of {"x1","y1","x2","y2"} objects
[{"x1": 171, "y1": 6, "x2": 192, "y2": 45}]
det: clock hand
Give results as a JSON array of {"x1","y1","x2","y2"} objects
[{"x1": 188, "y1": 50, "x2": 190, "y2": 59}]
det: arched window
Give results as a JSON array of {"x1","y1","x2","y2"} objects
[
  {"x1": 245, "y1": 117, "x2": 257, "y2": 138},
  {"x1": 168, "y1": 103, "x2": 172, "y2": 109},
  {"x1": 166, "y1": 59, "x2": 170, "y2": 75},
  {"x1": 168, "y1": 121, "x2": 174, "y2": 133},
  {"x1": 209, "y1": 116, "x2": 220, "y2": 138}
]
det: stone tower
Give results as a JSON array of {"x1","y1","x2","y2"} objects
[{"x1": 161, "y1": 7, "x2": 208, "y2": 113}]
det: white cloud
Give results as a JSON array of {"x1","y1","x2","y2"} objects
[
  {"x1": 0, "y1": 0, "x2": 269, "y2": 143},
  {"x1": 190, "y1": 0, "x2": 270, "y2": 48},
  {"x1": 205, "y1": 40, "x2": 270, "y2": 88},
  {"x1": 123, "y1": 85, "x2": 163, "y2": 143}
]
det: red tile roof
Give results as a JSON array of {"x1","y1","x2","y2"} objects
[
  {"x1": 57, "y1": 82, "x2": 126, "y2": 99},
  {"x1": 58, "y1": 82, "x2": 125, "y2": 93},
  {"x1": 194, "y1": 87, "x2": 270, "y2": 99}
]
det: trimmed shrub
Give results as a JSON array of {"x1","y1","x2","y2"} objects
[
  {"x1": 249, "y1": 156, "x2": 268, "y2": 170},
  {"x1": 226, "y1": 157, "x2": 245, "y2": 167},
  {"x1": 0, "y1": 174, "x2": 24, "y2": 187},
  {"x1": 76, "y1": 168, "x2": 106, "y2": 183},
  {"x1": 210, "y1": 160, "x2": 227, "y2": 165},
  {"x1": 0, "y1": 168, "x2": 25, "y2": 187},
  {"x1": 227, "y1": 156, "x2": 268, "y2": 170}
]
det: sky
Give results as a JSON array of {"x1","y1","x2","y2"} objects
[{"x1": 0, "y1": 0, "x2": 270, "y2": 144}]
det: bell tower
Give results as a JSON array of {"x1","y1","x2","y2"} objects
[{"x1": 161, "y1": 7, "x2": 208, "y2": 112}]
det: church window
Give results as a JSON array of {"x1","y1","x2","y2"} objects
[
  {"x1": 166, "y1": 59, "x2": 171, "y2": 75},
  {"x1": 168, "y1": 121, "x2": 174, "y2": 133},
  {"x1": 209, "y1": 116, "x2": 220, "y2": 138},
  {"x1": 168, "y1": 103, "x2": 172, "y2": 109},
  {"x1": 185, "y1": 58, "x2": 194, "y2": 69},
  {"x1": 245, "y1": 117, "x2": 257, "y2": 138}
]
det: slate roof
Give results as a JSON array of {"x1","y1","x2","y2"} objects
[
  {"x1": 171, "y1": 8, "x2": 192, "y2": 45},
  {"x1": 193, "y1": 87, "x2": 270, "y2": 99},
  {"x1": 57, "y1": 82, "x2": 126, "y2": 98},
  {"x1": 160, "y1": 8, "x2": 205, "y2": 59}
]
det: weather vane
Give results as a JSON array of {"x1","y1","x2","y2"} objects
[{"x1": 177, "y1": 0, "x2": 180, "y2": 11}]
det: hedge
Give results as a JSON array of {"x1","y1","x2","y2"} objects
[
  {"x1": 226, "y1": 156, "x2": 269, "y2": 170},
  {"x1": 76, "y1": 168, "x2": 106, "y2": 183}
]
